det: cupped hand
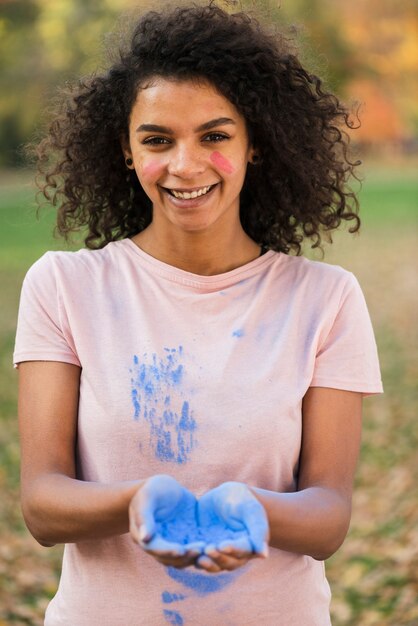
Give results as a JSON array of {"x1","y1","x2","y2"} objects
[
  {"x1": 129, "y1": 474, "x2": 204, "y2": 568},
  {"x1": 196, "y1": 481, "x2": 269, "y2": 573}
]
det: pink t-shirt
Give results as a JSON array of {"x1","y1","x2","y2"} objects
[{"x1": 14, "y1": 240, "x2": 383, "y2": 626}]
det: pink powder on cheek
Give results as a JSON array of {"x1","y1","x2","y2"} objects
[
  {"x1": 210, "y1": 151, "x2": 235, "y2": 174},
  {"x1": 141, "y1": 160, "x2": 165, "y2": 179}
]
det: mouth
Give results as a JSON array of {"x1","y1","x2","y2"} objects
[{"x1": 163, "y1": 183, "x2": 218, "y2": 200}]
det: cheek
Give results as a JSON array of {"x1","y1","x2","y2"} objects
[
  {"x1": 210, "y1": 151, "x2": 235, "y2": 175},
  {"x1": 140, "y1": 160, "x2": 165, "y2": 182}
]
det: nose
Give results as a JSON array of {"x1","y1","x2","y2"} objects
[{"x1": 167, "y1": 143, "x2": 205, "y2": 179}]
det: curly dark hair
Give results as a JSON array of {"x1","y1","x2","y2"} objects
[{"x1": 33, "y1": 1, "x2": 360, "y2": 253}]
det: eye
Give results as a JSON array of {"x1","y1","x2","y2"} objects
[
  {"x1": 202, "y1": 132, "x2": 229, "y2": 143},
  {"x1": 142, "y1": 136, "x2": 171, "y2": 146}
]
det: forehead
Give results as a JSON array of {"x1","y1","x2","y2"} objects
[{"x1": 130, "y1": 77, "x2": 244, "y2": 126}]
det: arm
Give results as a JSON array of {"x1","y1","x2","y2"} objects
[
  {"x1": 18, "y1": 361, "x2": 144, "y2": 546},
  {"x1": 251, "y1": 387, "x2": 362, "y2": 560},
  {"x1": 200, "y1": 387, "x2": 362, "y2": 572},
  {"x1": 19, "y1": 360, "x2": 204, "y2": 569}
]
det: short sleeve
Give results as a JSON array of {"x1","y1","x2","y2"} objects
[
  {"x1": 310, "y1": 272, "x2": 383, "y2": 395},
  {"x1": 13, "y1": 252, "x2": 81, "y2": 367}
]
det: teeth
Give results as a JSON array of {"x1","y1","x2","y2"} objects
[{"x1": 171, "y1": 185, "x2": 212, "y2": 199}]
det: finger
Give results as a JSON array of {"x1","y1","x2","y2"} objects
[
  {"x1": 129, "y1": 511, "x2": 155, "y2": 546},
  {"x1": 144, "y1": 539, "x2": 204, "y2": 559},
  {"x1": 242, "y1": 501, "x2": 270, "y2": 556},
  {"x1": 134, "y1": 498, "x2": 157, "y2": 544},
  {"x1": 144, "y1": 537, "x2": 205, "y2": 562},
  {"x1": 161, "y1": 560, "x2": 194, "y2": 569},
  {"x1": 203, "y1": 544, "x2": 246, "y2": 571},
  {"x1": 138, "y1": 518, "x2": 155, "y2": 544},
  {"x1": 129, "y1": 513, "x2": 142, "y2": 544},
  {"x1": 217, "y1": 535, "x2": 253, "y2": 557},
  {"x1": 195, "y1": 554, "x2": 222, "y2": 573},
  {"x1": 201, "y1": 550, "x2": 251, "y2": 571},
  {"x1": 215, "y1": 555, "x2": 251, "y2": 571},
  {"x1": 154, "y1": 554, "x2": 197, "y2": 568},
  {"x1": 183, "y1": 541, "x2": 206, "y2": 557},
  {"x1": 203, "y1": 543, "x2": 219, "y2": 557},
  {"x1": 142, "y1": 535, "x2": 186, "y2": 557}
]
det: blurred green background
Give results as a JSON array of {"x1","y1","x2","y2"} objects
[{"x1": 1, "y1": 1, "x2": 417, "y2": 624}]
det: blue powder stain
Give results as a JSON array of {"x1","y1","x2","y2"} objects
[
  {"x1": 156, "y1": 430, "x2": 175, "y2": 463},
  {"x1": 166, "y1": 567, "x2": 239, "y2": 596},
  {"x1": 232, "y1": 328, "x2": 245, "y2": 338},
  {"x1": 162, "y1": 591, "x2": 186, "y2": 604},
  {"x1": 145, "y1": 381, "x2": 155, "y2": 395},
  {"x1": 175, "y1": 402, "x2": 197, "y2": 464},
  {"x1": 171, "y1": 365, "x2": 183, "y2": 385},
  {"x1": 130, "y1": 347, "x2": 197, "y2": 463},
  {"x1": 163, "y1": 409, "x2": 174, "y2": 425},
  {"x1": 163, "y1": 609, "x2": 184, "y2": 625},
  {"x1": 178, "y1": 402, "x2": 196, "y2": 432},
  {"x1": 131, "y1": 388, "x2": 140, "y2": 419},
  {"x1": 164, "y1": 346, "x2": 183, "y2": 355}
]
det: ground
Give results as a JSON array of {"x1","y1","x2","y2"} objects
[{"x1": 0, "y1": 162, "x2": 417, "y2": 625}]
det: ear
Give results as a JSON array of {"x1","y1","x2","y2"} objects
[
  {"x1": 120, "y1": 134, "x2": 132, "y2": 160},
  {"x1": 120, "y1": 135, "x2": 135, "y2": 170},
  {"x1": 248, "y1": 147, "x2": 260, "y2": 165}
]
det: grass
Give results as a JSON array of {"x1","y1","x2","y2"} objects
[
  {"x1": 357, "y1": 165, "x2": 418, "y2": 226},
  {"x1": 0, "y1": 163, "x2": 417, "y2": 624},
  {"x1": 0, "y1": 174, "x2": 77, "y2": 270}
]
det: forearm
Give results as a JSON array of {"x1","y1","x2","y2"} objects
[
  {"x1": 251, "y1": 486, "x2": 352, "y2": 560},
  {"x1": 22, "y1": 473, "x2": 144, "y2": 546}
]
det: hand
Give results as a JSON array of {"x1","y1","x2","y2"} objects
[
  {"x1": 129, "y1": 475, "x2": 205, "y2": 568},
  {"x1": 196, "y1": 482, "x2": 269, "y2": 573}
]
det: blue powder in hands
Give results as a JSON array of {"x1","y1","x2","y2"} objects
[{"x1": 157, "y1": 517, "x2": 248, "y2": 545}]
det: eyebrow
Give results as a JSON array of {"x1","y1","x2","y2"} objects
[
  {"x1": 136, "y1": 117, "x2": 236, "y2": 134},
  {"x1": 197, "y1": 117, "x2": 236, "y2": 132}
]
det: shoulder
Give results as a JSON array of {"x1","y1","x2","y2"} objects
[
  {"x1": 24, "y1": 241, "x2": 125, "y2": 287},
  {"x1": 268, "y1": 254, "x2": 369, "y2": 328},
  {"x1": 277, "y1": 254, "x2": 358, "y2": 296}
]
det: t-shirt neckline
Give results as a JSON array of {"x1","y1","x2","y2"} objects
[{"x1": 119, "y1": 238, "x2": 279, "y2": 289}]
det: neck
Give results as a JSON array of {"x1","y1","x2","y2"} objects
[{"x1": 131, "y1": 222, "x2": 261, "y2": 276}]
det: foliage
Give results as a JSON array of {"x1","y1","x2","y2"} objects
[
  {"x1": 0, "y1": 163, "x2": 417, "y2": 623},
  {"x1": 1, "y1": 0, "x2": 417, "y2": 165},
  {"x1": 0, "y1": 0, "x2": 148, "y2": 165}
]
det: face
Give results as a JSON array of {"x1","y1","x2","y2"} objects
[{"x1": 124, "y1": 77, "x2": 256, "y2": 234}]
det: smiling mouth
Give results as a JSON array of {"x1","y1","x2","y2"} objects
[{"x1": 163, "y1": 183, "x2": 218, "y2": 200}]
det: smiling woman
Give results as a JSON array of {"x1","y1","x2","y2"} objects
[
  {"x1": 123, "y1": 78, "x2": 257, "y2": 267},
  {"x1": 31, "y1": 3, "x2": 362, "y2": 256},
  {"x1": 16, "y1": 3, "x2": 382, "y2": 626}
]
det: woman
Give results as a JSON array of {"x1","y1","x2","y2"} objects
[{"x1": 15, "y1": 3, "x2": 383, "y2": 625}]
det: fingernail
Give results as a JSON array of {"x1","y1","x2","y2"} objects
[
  {"x1": 204, "y1": 544, "x2": 217, "y2": 556},
  {"x1": 139, "y1": 525, "x2": 148, "y2": 542},
  {"x1": 261, "y1": 543, "x2": 269, "y2": 558}
]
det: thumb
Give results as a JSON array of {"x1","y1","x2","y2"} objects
[
  {"x1": 138, "y1": 508, "x2": 156, "y2": 544},
  {"x1": 135, "y1": 488, "x2": 158, "y2": 544},
  {"x1": 242, "y1": 500, "x2": 269, "y2": 556}
]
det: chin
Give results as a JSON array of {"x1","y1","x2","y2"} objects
[{"x1": 170, "y1": 216, "x2": 219, "y2": 233}]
